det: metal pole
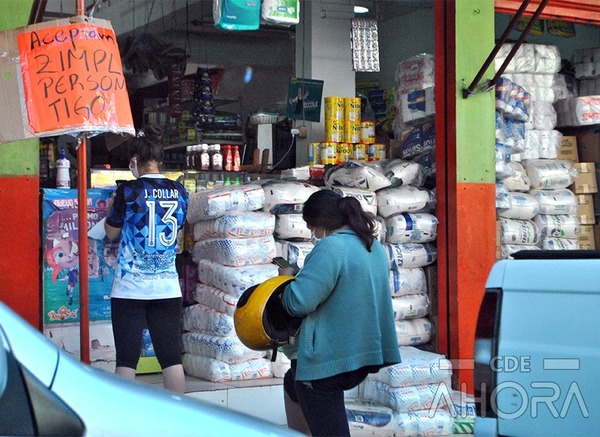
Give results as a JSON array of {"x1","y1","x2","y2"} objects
[
  {"x1": 76, "y1": 0, "x2": 90, "y2": 365},
  {"x1": 464, "y1": 0, "x2": 532, "y2": 97}
]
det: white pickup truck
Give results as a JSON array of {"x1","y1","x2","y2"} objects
[{"x1": 474, "y1": 250, "x2": 600, "y2": 436}]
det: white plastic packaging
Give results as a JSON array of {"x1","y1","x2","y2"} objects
[
  {"x1": 384, "y1": 243, "x2": 437, "y2": 269},
  {"x1": 499, "y1": 217, "x2": 540, "y2": 245},
  {"x1": 377, "y1": 186, "x2": 436, "y2": 218},
  {"x1": 497, "y1": 192, "x2": 540, "y2": 220},
  {"x1": 385, "y1": 212, "x2": 438, "y2": 244},
  {"x1": 529, "y1": 189, "x2": 578, "y2": 215},
  {"x1": 389, "y1": 267, "x2": 428, "y2": 297},
  {"x1": 524, "y1": 159, "x2": 577, "y2": 190},
  {"x1": 533, "y1": 214, "x2": 580, "y2": 239}
]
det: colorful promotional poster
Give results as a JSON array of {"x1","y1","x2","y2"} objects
[{"x1": 42, "y1": 188, "x2": 115, "y2": 325}]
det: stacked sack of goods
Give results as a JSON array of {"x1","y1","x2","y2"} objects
[
  {"x1": 556, "y1": 46, "x2": 600, "y2": 127},
  {"x1": 344, "y1": 347, "x2": 476, "y2": 436},
  {"x1": 324, "y1": 158, "x2": 438, "y2": 351},
  {"x1": 494, "y1": 43, "x2": 580, "y2": 258},
  {"x1": 262, "y1": 181, "x2": 320, "y2": 272},
  {"x1": 392, "y1": 54, "x2": 436, "y2": 188},
  {"x1": 555, "y1": 46, "x2": 600, "y2": 250},
  {"x1": 181, "y1": 184, "x2": 280, "y2": 382}
]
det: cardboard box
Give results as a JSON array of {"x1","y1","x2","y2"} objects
[
  {"x1": 576, "y1": 194, "x2": 596, "y2": 225},
  {"x1": 573, "y1": 127, "x2": 600, "y2": 162},
  {"x1": 557, "y1": 136, "x2": 579, "y2": 162},
  {"x1": 570, "y1": 162, "x2": 598, "y2": 194},
  {"x1": 594, "y1": 224, "x2": 600, "y2": 250},
  {"x1": 579, "y1": 225, "x2": 596, "y2": 250}
]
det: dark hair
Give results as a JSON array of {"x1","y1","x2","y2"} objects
[
  {"x1": 126, "y1": 124, "x2": 163, "y2": 165},
  {"x1": 302, "y1": 189, "x2": 377, "y2": 251}
]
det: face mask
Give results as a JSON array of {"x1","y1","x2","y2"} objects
[
  {"x1": 310, "y1": 229, "x2": 325, "y2": 246},
  {"x1": 129, "y1": 158, "x2": 139, "y2": 179}
]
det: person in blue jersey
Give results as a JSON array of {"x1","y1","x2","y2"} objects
[
  {"x1": 105, "y1": 125, "x2": 189, "y2": 393},
  {"x1": 278, "y1": 189, "x2": 401, "y2": 437}
]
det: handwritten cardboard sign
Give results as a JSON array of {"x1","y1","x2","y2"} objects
[{"x1": 16, "y1": 21, "x2": 134, "y2": 136}]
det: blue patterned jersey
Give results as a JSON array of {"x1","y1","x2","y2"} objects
[{"x1": 106, "y1": 174, "x2": 189, "y2": 299}]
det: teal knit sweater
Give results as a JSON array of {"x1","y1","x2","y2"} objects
[{"x1": 281, "y1": 229, "x2": 401, "y2": 381}]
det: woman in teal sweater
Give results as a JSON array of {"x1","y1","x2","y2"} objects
[{"x1": 280, "y1": 189, "x2": 401, "y2": 436}]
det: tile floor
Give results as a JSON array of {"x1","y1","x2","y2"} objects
[{"x1": 136, "y1": 373, "x2": 287, "y2": 426}]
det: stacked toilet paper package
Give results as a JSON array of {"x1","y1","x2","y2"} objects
[
  {"x1": 494, "y1": 43, "x2": 581, "y2": 258},
  {"x1": 554, "y1": 45, "x2": 600, "y2": 127},
  {"x1": 323, "y1": 160, "x2": 438, "y2": 350},
  {"x1": 345, "y1": 346, "x2": 475, "y2": 436},
  {"x1": 181, "y1": 184, "x2": 281, "y2": 381},
  {"x1": 393, "y1": 54, "x2": 437, "y2": 186}
]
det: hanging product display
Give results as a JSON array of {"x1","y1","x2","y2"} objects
[
  {"x1": 213, "y1": 0, "x2": 261, "y2": 31},
  {"x1": 261, "y1": 0, "x2": 300, "y2": 25},
  {"x1": 351, "y1": 18, "x2": 380, "y2": 72}
]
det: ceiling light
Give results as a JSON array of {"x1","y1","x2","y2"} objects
[{"x1": 354, "y1": 5, "x2": 369, "y2": 14}]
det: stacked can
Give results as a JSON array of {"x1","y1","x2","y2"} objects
[
  {"x1": 344, "y1": 97, "x2": 362, "y2": 144},
  {"x1": 325, "y1": 96, "x2": 345, "y2": 143}
]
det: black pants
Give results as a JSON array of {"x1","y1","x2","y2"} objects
[
  {"x1": 284, "y1": 360, "x2": 370, "y2": 437},
  {"x1": 111, "y1": 297, "x2": 183, "y2": 369}
]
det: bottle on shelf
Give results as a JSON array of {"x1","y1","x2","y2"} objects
[
  {"x1": 56, "y1": 148, "x2": 71, "y2": 188},
  {"x1": 224, "y1": 145, "x2": 233, "y2": 171},
  {"x1": 212, "y1": 144, "x2": 223, "y2": 171},
  {"x1": 185, "y1": 145, "x2": 194, "y2": 170},
  {"x1": 232, "y1": 145, "x2": 241, "y2": 172},
  {"x1": 200, "y1": 144, "x2": 210, "y2": 171}
]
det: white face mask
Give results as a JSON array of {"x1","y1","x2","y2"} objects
[
  {"x1": 129, "y1": 158, "x2": 139, "y2": 179},
  {"x1": 310, "y1": 229, "x2": 326, "y2": 246}
]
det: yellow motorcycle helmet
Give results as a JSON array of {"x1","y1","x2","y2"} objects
[{"x1": 234, "y1": 275, "x2": 302, "y2": 351}]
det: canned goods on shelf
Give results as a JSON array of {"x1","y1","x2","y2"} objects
[
  {"x1": 320, "y1": 142, "x2": 338, "y2": 165},
  {"x1": 361, "y1": 121, "x2": 376, "y2": 144}
]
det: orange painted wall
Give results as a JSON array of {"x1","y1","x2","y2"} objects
[
  {"x1": 0, "y1": 175, "x2": 40, "y2": 327},
  {"x1": 450, "y1": 182, "x2": 497, "y2": 392}
]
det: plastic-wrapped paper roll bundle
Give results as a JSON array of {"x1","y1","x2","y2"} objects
[
  {"x1": 384, "y1": 242, "x2": 437, "y2": 269},
  {"x1": 497, "y1": 192, "x2": 540, "y2": 220},
  {"x1": 193, "y1": 283, "x2": 238, "y2": 317},
  {"x1": 276, "y1": 240, "x2": 314, "y2": 269},
  {"x1": 196, "y1": 259, "x2": 278, "y2": 297},
  {"x1": 531, "y1": 103, "x2": 558, "y2": 131},
  {"x1": 345, "y1": 400, "x2": 397, "y2": 436},
  {"x1": 524, "y1": 159, "x2": 577, "y2": 190},
  {"x1": 325, "y1": 96, "x2": 345, "y2": 142},
  {"x1": 192, "y1": 236, "x2": 277, "y2": 267},
  {"x1": 391, "y1": 293, "x2": 430, "y2": 320},
  {"x1": 187, "y1": 184, "x2": 265, "y2": 222},
  {"x1": 183, "y1": 303, "x2": 236, "y2": 337},
  {"x1": 371, "y1": 347, "x2": 452, "y2": 388},
  {"x1": 325, "y1": 161, "x2": 392, "y2": 192},
  {"x1": 534, "y1": 214, "x2": 580, "y2": 239},
  {"x1": 363, "y1": 379, "x2": 450, "y2": 413},
  {"x1": 452, "y1": 392, "x2": 476, "y2": 435},
  {"x1": 182, "y1": 354, "x2": 273, "y2": 382},
  {"x1": 499, "y1": 217, "x2": 540, "y2": 245},
  {"x1": 541, "y1": 237, "x2": 580, "y2": 250},
  {"x1": 501, "y1": 244, "x2": 541, "y2": 259},
  {"x1": 389, "y1": 267, "x2": 428, "y2": 297},
  {"x1": 529, "y1": 189, "x2": 578, "y2": 215},
  {"x1": 555, "y1": 96, "x2": 600, "y2": 127},
  {"x1": 262, "y1": 181, "x2": 319, "y2": 213},
  {"x1": 537, "y1": 130, "x2": 562, "y2": 159},
  {"x1": 395, "y1": 318, "x2": 434, "y2": 346},
  {"x1": 383, "y1": 159, "x2": 426, "y2": 188},
  {"x1": 500, "y1": 161, "x2": 531, "y2": 192},
  {"x1": 274, "y1": 214, "x2": 310, "y2": 241},
  {"x1": 330, "y1": 186, "x2": 378, "y2": 216},
  {"x1": 385, "y1": 212, "x2": 438, "y2": 244},
  {"x1": 192, "y1": 212, "x2": 275, "y2": 240},
  {"x1": 182, "y1": 332, "x2": 266, "y2": 364},
  {"x1": 377, "y1": 186, "x2": 436, "y2": 218}
]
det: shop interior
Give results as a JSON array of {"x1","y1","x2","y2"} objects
[{"x1": 25, "y1": 0, "x2": 600, "y2": 429}]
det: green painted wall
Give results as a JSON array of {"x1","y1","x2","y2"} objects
[
  {"x1": 455, "y1": 0, "x2": 496, "y2": 184},
  {"x1": 0, "y1": 0, "x2": 38, "y2": 176}
]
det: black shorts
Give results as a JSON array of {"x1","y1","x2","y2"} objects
[{"x1": 111, "y1": 297, "x2": 183, "y2": 369}]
